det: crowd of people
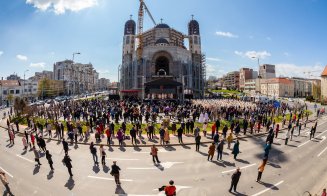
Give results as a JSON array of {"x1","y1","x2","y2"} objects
[{"x1": 1, "y1": 96, "x2": 326, "y2": 195}]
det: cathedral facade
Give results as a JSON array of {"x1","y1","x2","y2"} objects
[{"x1": 120, "y1": 17, "x2": 205, "y2": 100}]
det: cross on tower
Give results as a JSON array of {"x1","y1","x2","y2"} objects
[
  {"x1": 160, "y1": 18, "x2": 163, "y2": 24},
  {"x1": 130, "y1": 14, "x2": 133, "y2": 19},
  {"x1": 191, "y1": 14, "x2": 194, "y2": 20}
]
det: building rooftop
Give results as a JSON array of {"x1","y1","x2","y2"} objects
[
  {"x1": 321, "y1": 65, "x2": 327, "y2": 77},
  {"x1": 0, "y1": 80, "x2": 21, "y2": 87}
]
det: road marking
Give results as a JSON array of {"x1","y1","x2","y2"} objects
[
  {"x1": 87, "y1": 175, "x2": 133, "y2": 182},
  {"x1": 320, "y1": 136, "x2": 326, "y2": 143},
  {"x1": 251, "y1": 180, "x2": 284, "y2": 196},
  {"x1": 128, "y1": 162, "x2": 184, "y2": 170},
  {"x1": 153, "y1": 185, "x2": 192, "y2": 196},
  {"x1": 221, "y1": 163, "x2": 256, "y2": 174},
  {"x1": 16, "y1": 154, "x2": 34, "y2": 163},
  {"x1": 107, "y1": 158, "x2": 139, "y2": 161},
  {"x1": 316, "y1": 129, "x2": 327, "y2": 138},
  {"x1": 317, "y1": 146, "x2": 327, "y2": 157},
  {"x1": 128, "y1": 167, "x2": 156, "y2": 170},
  {"x1": 297, "y1": 140, "x2": 310, "y2": 148},
  {"x1": 0, "y1": 166, "x2": 13, "y2": 178},
  {"x1": 133, "y1": 148, "x2": 169, "y2": 154}
]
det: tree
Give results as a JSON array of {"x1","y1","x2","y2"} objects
[
  {"x1": 13, "y1": 97, "x2": 27, "y2": 116},
  {"x1": 6, "y1": 94, "x2": 13, "y2": 106}
]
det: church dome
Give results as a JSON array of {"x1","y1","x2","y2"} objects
[
  {"x1": 188, "y1": 20, "x2": 200, "y2": 35},
  {"x1": 124, "y1": 19, "x2": 136, "y2": 35},
  {"x1": 155, "y1": 38, "x2": 169, "y2": 45},
  {"x1": 155, "y1": 23, "x2": 170, "y2": 29}
]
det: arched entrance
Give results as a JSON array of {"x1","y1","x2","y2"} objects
[{"x1": 155, "y1": 56, "x2": 169, "y2": 76}]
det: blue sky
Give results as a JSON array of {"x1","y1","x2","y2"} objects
[{"x1": 0, "y1": 0, "x2": 326, "y2": 81}]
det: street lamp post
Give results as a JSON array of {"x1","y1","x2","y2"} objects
[
  {"x1": 252, "y1": 56, "x2": 262, "y2": 95},
  {"x1": 72, "y1": 52, "x2": 81, "y2": 62},
  {"x1": 23, "y1": 69, "x2": 29, "y2": 99},
  {"x1": 118, "y1": 64, "x2": 121, "y2": 98}
]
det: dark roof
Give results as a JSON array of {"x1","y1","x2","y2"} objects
[
  {"x1": 155, "y1": 38, "x2": 169, "y2": 45},
  {"x1": 124, "y1": 20, "x2": 136, "y2": 35},
  {"x1": 188, "y1": 20, "x2": 200, "y2": 35},
  {"x1": 145, "y1": 78, "x2": 182, "y2": 87},
  {"x1": 155, "y1": 23, "x2": 170, "y2": 29}
]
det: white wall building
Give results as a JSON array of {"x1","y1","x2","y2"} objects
[{"x1": 53, "y1": 60, "x2": 99, "y2": 95}]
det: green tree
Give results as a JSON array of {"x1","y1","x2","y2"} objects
[
  {"x1": 38, "y1": 78, "x2": 55, "y2": 99},
  {"x1": 13, "y1": 97, "x2": 27, "y2": 116}
]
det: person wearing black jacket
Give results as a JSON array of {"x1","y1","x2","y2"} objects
[
  {"x1": 62, "y1": 154, "x2": 73, "y2": 177},
  {"x1": 39, "y1": 136, "x2": 46, "y2": 152},
  {"x1": 62, "y1": 139, "x2": 69, "y2": 154},
  {"x1": 130, "y1": 126, "x2": 137, "y2": 145},
  {"x1": 90, "y1": 142, "x2": 98, "y2": 166},
  {"x1": 229, "y1": 168, "x2": 241, "y2": 192},
  {"x1": 111, "y1": 161, "x2": 121, "y2": 185},
  {"x1": 177, "y1": 127, "x2": 183, "y2": 144}
]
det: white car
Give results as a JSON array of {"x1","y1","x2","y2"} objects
[{"x1": 288, "y1": 98, "x2": 294, "y2": 102}]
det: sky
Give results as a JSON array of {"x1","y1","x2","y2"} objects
[{"x1": 0, "y1": 0, "x2": 327, "y2": 81}]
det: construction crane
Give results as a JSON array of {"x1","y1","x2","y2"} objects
[{"x1": 137, "y1": 0, "x2": 157, "y2": 63}]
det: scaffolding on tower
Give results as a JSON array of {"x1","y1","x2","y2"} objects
[{"x1": 201, "y1": 53, "x2": 207, "y2": 96}]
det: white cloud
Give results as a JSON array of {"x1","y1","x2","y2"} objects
[
  {"x1": 30, "y1": 62, "x2": 46, "y2": 68},
  {"x1": 0, "y1": 51, "x2": 3, "y2": 56},
  {"x1": 275, "y1": 63, "x2": 324, "y2": 78},
  {"x1": 16, "y1": 54, "x2": 28, "y2": 61},
  {"x1": 206, "y1": 64, "x2": 227, "y2": 78},
  {"x1": 235, "y1": 50, "x2": 271, "y2": 60},
  {"x1": 215, "y1": 31, "x2": 238, "y2": 38},
  {"x1": 206, "y1": 57, "x2": 222, "y2": 62},
  {"x1": 26, "y1": 0, "x2": 98, "y2": 14}
]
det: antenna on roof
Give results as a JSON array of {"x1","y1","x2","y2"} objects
[
  {"x1": 130, "y1": 14, "x2": 133, "y2": 20},
  {"x1": 160, "y1": 18, "x2": 163, "y2": 24},
  {"x1": 191, "y1": 14, "x2": 194, "y2": 20}
]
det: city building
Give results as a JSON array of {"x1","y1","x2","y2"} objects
[
  {"x1": 97, "y1": 78, "x2": 110, "y2": 91},
  {"x1": 290, "y1": 77, "x2": 312, "y2": 97},
  {"x1": 120, "y1": 17, "x2": 206, "y2": 100},
  {"x1": 244, "y1": 78, "x2": 260, "y2": 93},
  {"x1": 259, "y1": 64, "x2": 276, "y2": 79},
  {"x1": 0, "y1": 80, "x2": 22, "y2": 105},
  {"x1": 38, "y1": 79, "x2": 64, "y2": 98},
  {"x1": 6, "y1": 73, "x2": 21, "y2": 81},
  {"x1": 222, "y1": 71, "x2": 239, "y2": 90},
  {"x1": 239, "y1": 68, "x2": 257, "y2": 91},
  {"x1": 310, "y1": 79, "x2": 321, "y2": 101},
  {"x1": 22, "y1": 79, "x2": 38, "y2": 99},
  {"x1": 260, "y1": 78, "x2": 294, "y2": 98},
  {"x1": 321, "y1": 66, "x2": 327, "y2": 104},
  {"x1": 30, "y1": 71, "x2": 54, "y2": 81},
  {"x1": 53, "y1": 60, "x2": 99, "y2": 95}
]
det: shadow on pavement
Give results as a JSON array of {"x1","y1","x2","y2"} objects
[
  {"x1": 74, "y1": 144, "x2": 79, "y2": 149},
  {"x1": 47, "y1": 170, "x2": 54, "y2": 180},
  {"x1": 119, "y1": 146, "x2": 126, "y2": 152},
  {"x1": 133, "y1": 146, "x2": 142, "y2": 151},
  {"x1": 21, "y1": 150, "x2": 27, "y2": 155},
  {"x1": 223, "y1": 160, "x2": 236, "y2": 167},
  {"x1": 235, "y1": 158, "x2": 250, "y2": 164},
  {"x1": 155, "y1": 163, "x2": 164, "y2": 171},
  {"x1": 92, "y1": 165, "x2": 100, "y2": 173},
  {"x1": 64, "y1": 177, "x2": 75, "y2": 190},
  {"x1": 181, "y1": 144, "x2": 191, "y2": 149},
  {"x1": 258, "y1": 181, "x2": 280, "y2": 190},
  {"x1": 115, "y1": 185, "x2": 126, "y2": 194},
  {"x1": 165, "y1": 146, "x2": 176, "y2": 151},
  {"x1": 33, "y1": 165, "x2": 40, "y2": 175},
  {"x1": 108, "y1": 146, "x2": 114, "y2": 152},
  {"x1": 229, "y1": 191, "x2": 248, "y2": 196},
  {"x1": 103, "y1": 165, "x2": 109, "y2": 173},
  {"x1": 267, "y1": 162, "x2": 281, "y2": 168},
  {"x1": 212, "y1": 160, "x2": 226, "y2": 167}
]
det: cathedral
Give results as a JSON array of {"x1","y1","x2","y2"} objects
[{"x1": 119, "y1": 16, "x2": 206, "y2": 100}]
